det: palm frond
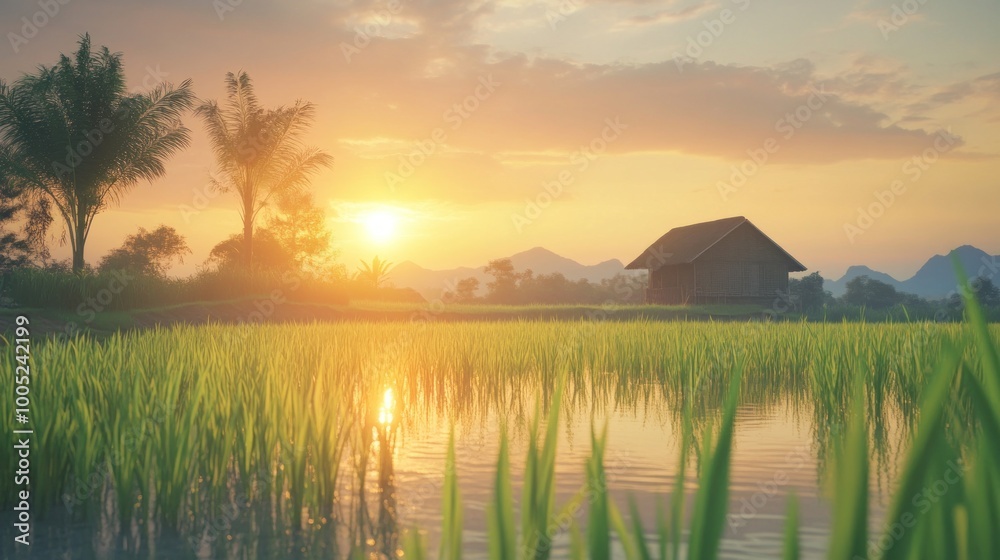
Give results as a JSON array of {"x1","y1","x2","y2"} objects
[{"x1": 0, "y1": 34, "x2": 194, "y2": 269}]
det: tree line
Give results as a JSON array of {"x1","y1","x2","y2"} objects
[
  {"x1": 441, "y1": 258, "x2": 647, "y2": 305},
  {"x1": 2, "y1": 35, "x2": 995, "y2": 316},
  {"x1": 788, "y1": 272, "x2": 1000, "y2": 321},
  {"x1": 0, "y1": 34, "x2": 418, "y2": 304}
]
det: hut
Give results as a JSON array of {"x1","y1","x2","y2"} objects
[{"x1": 625, "y1": 216, "x2": 806, "y2": 305}]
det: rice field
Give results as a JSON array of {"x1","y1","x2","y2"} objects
[{"x1": 2, "y1": 297, "x2": 1000, "y2": 558}]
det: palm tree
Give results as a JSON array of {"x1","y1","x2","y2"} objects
[
  {"x1": 196, "y1": 71, "x2": 333, "y2": 270},
  {"x1": 358, "y1": 256, "x2": 394, "y2": 289},
  {"x1": 0, "y1": 34, "x2": 195, "y2": 272}
]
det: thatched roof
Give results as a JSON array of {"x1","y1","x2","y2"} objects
[{"x1": 624, "y1": 216, "x2": 806, "y2": 271}]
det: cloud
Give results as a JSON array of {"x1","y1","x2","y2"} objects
[
  {"x1": 324, "y1": 45, "x2": 967, "y2": 165},
  {"x1": 902, "y1": 71, "x2": 1000, "y2": 120},
  {"x1": 612, "y1": 2, "x2": 720, "y2": 29},
  {"x1": 843, "y1": 0, "x2": 930, "y2": 26},
  {"x1": 1, "y1": 0, "x2": 986, "y2": 210}
]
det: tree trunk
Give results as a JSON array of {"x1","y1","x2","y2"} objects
[
  {"x1": 243, "y1": 218, "x2": 253, "y2": 271},
  {"x1": 242, "y1": 187, "x2": 254, "y2": 271},
  {"x1": 72, "y1": 244, "x2": 85, "y2": 272},
  {"x1": 72, "y1": 213, "x2": 87, "y2": 273}
]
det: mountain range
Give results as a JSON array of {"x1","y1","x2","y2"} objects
[
  {"x1": 823, "y1": 245, "x2": 999, "y2": 298},
  {"x1": 388, "y1": 245, "x2": 999, "y2": 301},
  {"x1": 387, "y1": 247, "x2": 633, "y2": 299}
]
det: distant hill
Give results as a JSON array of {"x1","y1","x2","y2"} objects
[
  {"x1": 389, "y1": 245, "x2": 998, "y2": 301},
  {"x1": 824, "y1": 245, "x2": 999, "y2": 299},
  {"x1": 387, "y1": 247, "x2": 636, "y2": 299},
  {"x1": 824, "y1": 266, "x2": 905, "y2": 296}
]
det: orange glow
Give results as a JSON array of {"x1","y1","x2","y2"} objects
[
  {"x1": 377, "y1": 387, "x2": 396, "y2": 426},
  {"x1": 362, "y1": 209, "x2": 399, "y2": 245}
]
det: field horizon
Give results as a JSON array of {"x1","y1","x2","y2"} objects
[{"x1": 2, "y1": 1, "x2": 999, "y2": 558}]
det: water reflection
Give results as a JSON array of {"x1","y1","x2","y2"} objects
[
  {"x1": 378, "y1": 387, "x2": 396, "y2": 427},
  {"x1": 1, "y1": 371, "x2": 925, "y2": 559}
]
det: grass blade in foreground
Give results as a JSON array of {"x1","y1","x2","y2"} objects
[
  {"x1": 403, "y1": 530, "x2": 428, "y2": 560},
  {"x1": 587, "y1": 425, "x2": 610, "y2": 560},
  {"x1": 783, "y1": 492, "x2": 799, "y2": 560},
  {"x1": 951, "y1": 255, "x2": 1000, "y2": 406},
  {"x1": 440, "y1": 428, "x2": 463, "y2": 560},
  {"x1": 879, "y1": 346, "x2": 960, "y2": 560},
  {"x1": 826, "y1": 374, "x2": 868, "y2": 560},
  {"x1": 522, "y1": 379, "x2": 564, "y2": 560},
  {"x1": 609, "y1": 499, "x2": 640, "y2": 560},
  {"x1": 668, "y1": 420, "x2": 690, "y2": 560},
  {"x1": 488, "y1": 430, "x2": 517, "y2": 560},
  {"x1": 687, "y1": 362, "x2": 744, "y2": 560},
  {"x1": 628, "y1": 497, "x2": 654, "y2": 560}
]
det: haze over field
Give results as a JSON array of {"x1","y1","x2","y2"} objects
[
  {"x1": 1, "y1": 0, "x2": 998, "y2": 278},
  {"x1": 388, "y1": 243, "x2": 1000, "y2": 300},
  {"x1": 5, "y1": 4, "x2": 1000, "y2": 559}
]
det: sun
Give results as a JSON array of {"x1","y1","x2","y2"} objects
[{"x1": 362, "y1": 209, "x2": 398, "y2": 244}]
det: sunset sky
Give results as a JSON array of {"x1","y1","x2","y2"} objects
[{"x1": 2, "y1": 0, "x2": 998, "y2": 280}]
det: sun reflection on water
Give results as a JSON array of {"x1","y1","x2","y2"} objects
[{"x1": 377, "y1": 387, "x2": 396, "y2": 426}]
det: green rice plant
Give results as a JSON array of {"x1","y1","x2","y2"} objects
[
  {"x1": 782, "y1": 493, "x2": 799, "y2": 560},
  {"x1": 402, "y1": 530, "x2": 428, "y2": 560},
  {"x1": 667, "y1": 423, "x2": 689, "y2": 560},
  {"x1": 569, "y1": 520, "x2": 585, "y2": 560},
  {"x1": 627, "y1": 497, "x2": 654, "y2": 560},
  {"x1": 945, "y1": 263, "x2": 1000, "y2": 560},
  {"x1": 826, "y1": 372, "x2": 869, "y2": 560},
  {"x1": 656, "y1": 500, "x2": 670, "y2": 560},
  {"x1": 586, "y1": 424, "x2": 610, "y2": 560},
  {"x1": 876, "y1": 346, "x2": 960, "y2": 560},
  {"x1": 963, "y1": 438, "x2": 998, "y2": 560},
  {"x1": 488, "y1": 428, "x2": 517, "y2": 560},
  {"x1": 309, "y1": 369, "x2": 350, "y2": 521},
  {"x1": 686, "y1": 362, "x2": 743, "y2": 560},
  {"x1": 440, "y1": 428, "x2": 463, "y2": 560},
  {"x1": 282, "y1": 382, "x2": 312, "y2": 529},
  {"x1": 608, "y1": 491, "x2": 640, "y2": 560},
  {"x1": 408, "y1": 291, "x2": 997, "y2": 560},
  {"x1": 3, "y1": 302, "x2": 1000, "y2": 558},
  {"x1": 521, "y1": 380, "x2": 564, "y2": 560}
]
